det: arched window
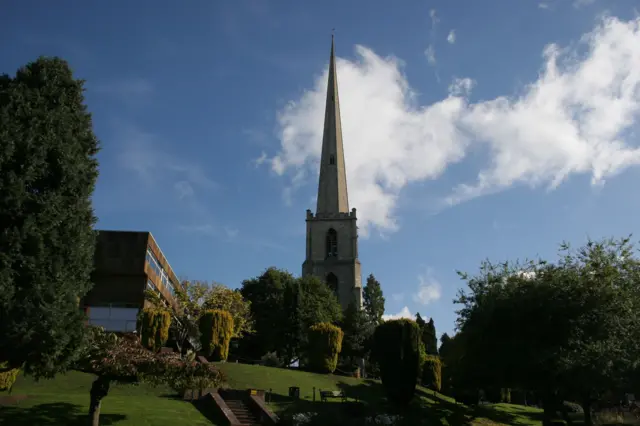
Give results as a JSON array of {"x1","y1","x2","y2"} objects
[
  {"x1": 326, "y1": 228, "x2": 337, "y2": 258},
  {"x1": 329, "y1": 155, "x2": 335, "y2": 165},
  {"x1": 326, "y1": 273, "x2": 339, "y2": 296}
]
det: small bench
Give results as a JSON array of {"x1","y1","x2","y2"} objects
[{"x1": 319, "y1": 390, "x2": 346, "y2": 403}]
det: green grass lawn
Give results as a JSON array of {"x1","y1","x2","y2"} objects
[
  {"x1": 0, "y1": 371, "x2": 218, "y2": 426},
  {"x1": 1, "y1": 362, "x2": 557, "y2": 426}
]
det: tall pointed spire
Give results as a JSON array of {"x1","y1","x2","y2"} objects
[{"x1": 316, "y1": 34, "x2": 350, "y2": 215}]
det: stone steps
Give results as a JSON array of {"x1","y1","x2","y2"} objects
[{"x1": 223, "y1": 398, "x2": 262, "y2": 426}]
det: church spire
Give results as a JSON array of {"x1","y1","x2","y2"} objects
[{"x1": 316, "y1": 35, "x2": 350, "y2": 215}]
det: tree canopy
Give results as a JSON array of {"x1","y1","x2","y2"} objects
[
  {"x1": 75, "y1": 327, "x2": 223, "y2": 426},
  {"x1": 363, "y1": 274, "x2": 385, "y2": 325},
  {"x1": 0, "y1": 57, "x2": 100, "y2": 378},
  {"x1": 454, "y1": 237, "x2": 640, "y2": 425},
  {"x1": 239, "y1": 268, "x2": 343, "y2": 365}
]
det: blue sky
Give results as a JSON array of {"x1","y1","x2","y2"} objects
[{"x1": 3, "y1": 0, "x2": 640, "y2": 338}]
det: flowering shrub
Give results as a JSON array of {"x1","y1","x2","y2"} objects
[
  {"x1": 75, "y1": 327, "x2": 225, "y2": 425},
  {"x1": 365, "y1": 414, "x2": 402, "y2": 425},
  {"x1": 291, "y1": 412, "x2": 317, "y2": 425}
]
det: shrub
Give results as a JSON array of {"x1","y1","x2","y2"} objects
[
  {"x1": 372, "y1": 319, "x2": 423, "y2": 406},
  {"x1": 307, "y1": 322, "x2": 344, "y2": 373},
  {"x1": 260, "y1": 352, "x2": 281, "y2": 367},
  {"x1": 500, "y1": 388, "x2": 511, "y2": 404},
  {"x1": 422, "y1": 355, "x2": 442, "y2": 393},
  {"x1": 141, "y1": 309, "x2": 157, "y2": 350},
  {"x1": 0, "y1": 362, "x2": 20, "y2": 391},
  {"x1": 199, "y1": 309, "x2": 234, "y2": 361},
  {"x1": 153, "y1": 310, "x2": 171, "y2": 351}
]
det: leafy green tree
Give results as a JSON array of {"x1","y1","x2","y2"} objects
[
  {"x1": 363, "y1": 274, "x2": 385, "y2": 325},
  {"x1": 239, "y1": 268, "x2": 294, "y2": 360},
  {"x1": 280, "y1": 280, "x2": 304, "y2": 366},
  {"x1": 340, "y1": 302, "x2": 375, "y2": 370},
  {"x1": 455, "y1": 237, "x2": 640, "y2": 426},
  {"x1": 0, "y1": 57, "x2": 100, "y2": 378},
  {"x1": 202, "y1": 284, "x2": 254, "y2": 338},
  {"x1": 372, "y1": 319, "x2": 423, "y2": 407},
  {"x1": 239, "y1": 269, "x2": 342, "y2": 364},
  {"x1": 297, "y1": 275, "x2": 343, "y2": 329}
]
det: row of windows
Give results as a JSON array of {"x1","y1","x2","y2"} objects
[{"x1": 146, "y1": 249, "x2": 177, "y2": 297}]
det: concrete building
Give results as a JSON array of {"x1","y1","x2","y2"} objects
[
  {"x1": 82, "y1": 230, "x2": 180, "y2": 332},
  {"x1": 302, "y1": 36, "x2": 363, "y2": 310}
]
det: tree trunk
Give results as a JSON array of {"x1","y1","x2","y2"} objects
[
  {"x1": 541, "y1": 391, "x2": 556, "y2": 426},
  {"x1": 581, "y1": 395, "x2": 593, "y2": 426},
  {"x1": 89, "y1": 376, "x2": 110, "y2": 426}
]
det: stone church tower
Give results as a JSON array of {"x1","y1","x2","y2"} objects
[{"x1": 302, "y1": 36, "x2": 363, "y2": 310}]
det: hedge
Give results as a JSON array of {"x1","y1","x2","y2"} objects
[
  {"x1": 0, "y1": 362, "x2": 20, "y2": 391},
  {"x1": 141, "y1": 309, "x2": 158, "y2": 350},
  {"x1": 372, "y1": 319, "x2": 423, "y2": 406},
  {"x1": 307, "y1": 322, "x2": 344, "y2": 373},
  {"x1": 140, "y1": 309, "x2": 171, "y2": 352},
  {"x1": 422, "y1": 355, "x2": 442, "y2": 393},
  {"x1": 153, "y1": 310, "x2": 171, "y2": 351},
  {"x1": 199, "y1": 309, "x2": 234, "y2": 361}
]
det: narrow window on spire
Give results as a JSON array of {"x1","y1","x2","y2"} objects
[
  {"x1": 326, "y1": 273, "x2": 339, "y2": 297},
  {"x1": 329, "y1": 155, "x2": 335, "y2": 165},
  {"x1": 326, "y1": 228, "x2": 338, "y2": 258}
]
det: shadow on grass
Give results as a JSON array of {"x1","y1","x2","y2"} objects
[
  {"x1": 415, "y1": 387, "x2": 547, "y2": 426},
  {"x1": 191, "y1": 397, "x2": 232, "y2": 425},
  {"x1": 0, "y1": 402, "x2": 126, "y2": 426}
]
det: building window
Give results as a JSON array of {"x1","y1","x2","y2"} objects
[
  {"x1": 146, "y1": 248, "x2": 177, "y2": 297},
  {"x1": 326, "y1": 228, "x2": 338, "y2": 258},
  {"x1": 329, "y1": 155, "x2": 335, "y2": 165},
  {"x1": 326, "y1": 273, "x2": 339, "y2": 297},
  {"x1": 86, "y1": 306, "x2": 138, "y2": 332}
]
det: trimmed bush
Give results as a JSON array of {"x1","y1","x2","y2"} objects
[
  {"x1": 260, "y1": 352, "x2": 281, "y2": 367},
  {"x1": 153, "y1": 310, "x2": 171, "y2": 351},
  {"x1": 199, "y1": 309, "x2": 234, "y2": 361},
  {"x1": 307, "y1": 322, "x2": 344, "y2": 373},
  {"x1": 0, "y1": 362, "x2": 20, "y2": 391},
  {"x1": 422, "y1": 355, "x2": 442, "y2": 393},
  {"x1": 141, "y1": 309, "x2": 157, "y2": 350},
  {"x1": 501, "y1": 387, "x2": 511, "y2": 404},
  {"x1": 372, "y1": 319, "x2": 423, "y2": 406}
]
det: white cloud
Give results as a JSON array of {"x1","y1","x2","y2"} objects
[
  {"x1": 539, "y1": 2, "x2": 550, "y2": 9},
  {"x1": 269, "y1": 17, "x2": 640, "y2": 235},
  {"x1": 447, "y1": 30, "x2": 456, "y2": 44},
  {"x1": 425, "y1": 45, "x2": 437, "y2": 65},
  {"x1": 413, "y1": 273, "x2": 442, "y2": 305},
  {"x1": 382, "y1": 306, "x2": 413, "y2": 321}
]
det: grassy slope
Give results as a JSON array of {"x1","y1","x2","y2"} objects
[
  {"x1": 215, "y1": 362, "x2": 547, "y2": 425},
  {"x1": 1, "y1": 363, "x2": 551, "y2": 426},
  {"x1": 0, "y1": 371, "x2": 216, "y2": 426}
]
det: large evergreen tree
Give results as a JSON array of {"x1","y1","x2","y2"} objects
[
  {"x1": 363, "y1": 274, "x2": 385, "y2": 325},
  {"x1": 423, "y1": 318, "x2": 438, "y2": 355},
  {"x1": 340, "y1": 302, "x2": 374, "y2": 369},
  {"x1": 0, "y1": 57, "x2": 100, "y2": 378}
]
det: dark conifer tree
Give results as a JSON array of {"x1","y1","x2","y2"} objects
[{"x1": 0, "y1": 57, "x2": 100, "y2": 377}]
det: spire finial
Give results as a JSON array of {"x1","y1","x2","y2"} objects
[{"x1": 332, "y1": 28, "x2": 335, "y2": 39}]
